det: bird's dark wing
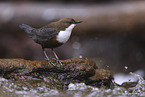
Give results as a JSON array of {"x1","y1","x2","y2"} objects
[{"x1": 33, "y1": 28, "x2": 58, "y2": 40}]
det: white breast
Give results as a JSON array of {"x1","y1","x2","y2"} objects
[{"x1": 56, "y1": 24, "x2": 76, "y2": 43}]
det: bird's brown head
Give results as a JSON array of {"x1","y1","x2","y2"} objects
[
  {"x1": 51, "y1": 18, "x2": 82, "y2": 30},
  {"x1": 58, "y1": 18, "x2": 82, "y2": 25}
]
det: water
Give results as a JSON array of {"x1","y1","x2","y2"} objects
[{"x1": 0, "y1": 72, "x2": 144, "y2": 97}]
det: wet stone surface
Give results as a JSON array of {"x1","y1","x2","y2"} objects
[{"x1": 0, "y1": 58, "x2": 114, "y2": 90}]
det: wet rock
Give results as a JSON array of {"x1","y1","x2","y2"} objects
[
  {"x1": 85, "y1": 69, "x2": 114, "y2": 88},
  {"x1": 0, "y1": 58, "x2": 114, "y2": 89},
  {"x1": 121, "y1": 82, "x2": 138, "y2": 89}
]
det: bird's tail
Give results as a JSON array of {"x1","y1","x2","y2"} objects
[{"x1": 19, "y1": 24, "x2": 35, "y2": 37}]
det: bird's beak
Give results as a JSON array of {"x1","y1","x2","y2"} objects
[{"x1": 75, "y1": 21, "x2": 83, "y2": 24}]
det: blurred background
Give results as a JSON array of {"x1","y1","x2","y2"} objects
[{"x1": 0, "y1": 0, "x2": 145, "y2": 76}]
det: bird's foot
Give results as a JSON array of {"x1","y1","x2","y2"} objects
[
  {"x1": 52, "y1": 58, "x2": 63, "y2": 66},
  {"x1": 44, "y1": 58, "x2": 56, "y2": 66},
  {"x1": 58, "y1": 60, "x2": 63, "y2": 66},
  {"x1": 49, "y1": 61, "x2": 56, "y2": 67}
]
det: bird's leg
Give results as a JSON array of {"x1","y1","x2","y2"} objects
[
  {"x1": 51, "y1": 48, "x2": 63, "y2": 66},
  {"x1": 43, "y1": 49, "x2": 55, "y2": 66}
]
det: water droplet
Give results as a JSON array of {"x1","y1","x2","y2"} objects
[
  {"x1": 79, "y1": 55, "x2": 82, "y2": 58},
  {"x1": 124, "y1": 66, "x2": 128, "y2": 71}
]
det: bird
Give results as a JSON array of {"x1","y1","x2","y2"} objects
[{"x1": 19, "y1": 18, "x2": 82, "y2": 66}]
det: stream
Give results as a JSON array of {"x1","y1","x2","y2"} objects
[{"x1": 0, "y1": 72, "x2": 144, "y2": 97}]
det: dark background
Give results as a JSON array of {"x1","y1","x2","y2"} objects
[{"x1": 0, "y1": 0, "x2": 145, "y2": 75}]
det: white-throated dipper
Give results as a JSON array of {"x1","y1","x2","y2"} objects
[{"x1": 19, "y1": 18, "x2": 82, "y2": 66}]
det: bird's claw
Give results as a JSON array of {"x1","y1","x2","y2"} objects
[
  {"x1": 44, "y1": 58, "x2": 62, "y2": 67},
  {"x1": 44, "y1": 58, "x2": 55, "y2": 66},
  {"x1": 52, "y1": 58, "x2": 63, "y2": 66}
]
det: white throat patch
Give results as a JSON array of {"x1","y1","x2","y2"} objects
[{"x1": 56, "y1": 24, "x2": 76, "y2": 43}]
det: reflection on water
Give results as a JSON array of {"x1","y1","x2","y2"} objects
[{"x1": 0, "y1": 72, "x2": 144, "y2": 97}]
